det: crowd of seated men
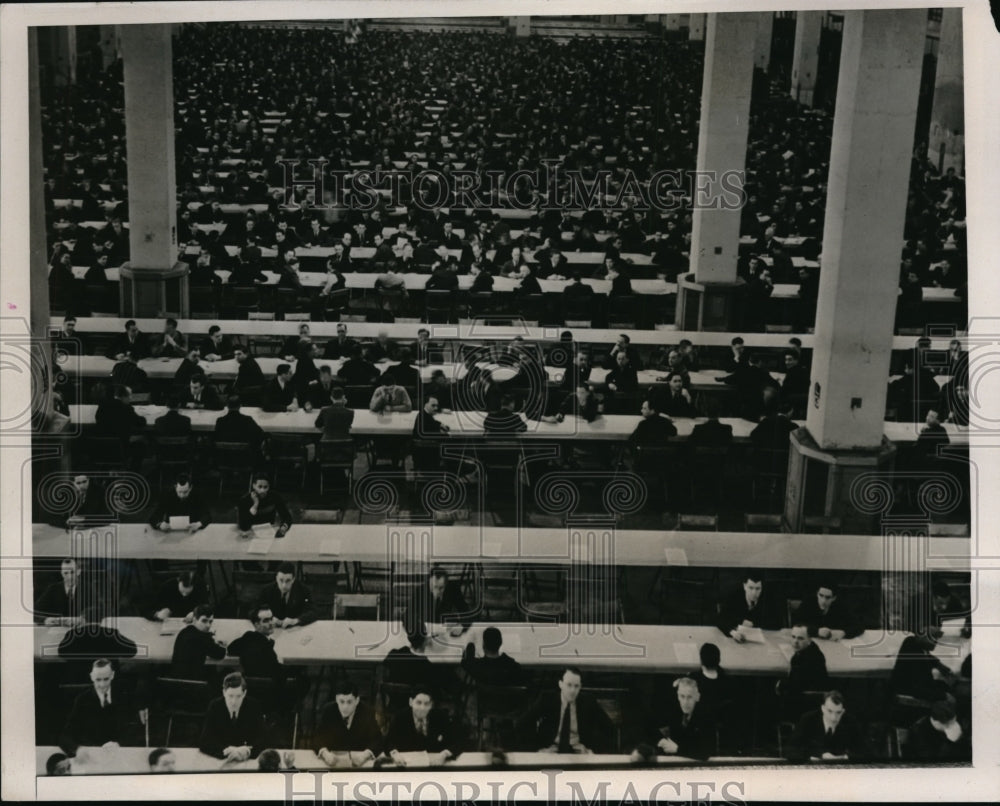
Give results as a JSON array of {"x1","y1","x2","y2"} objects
[
  {"x1": 42, "y1": 23, "x2": 966, "y2": 333},
  {"x1": 36, "y1": 560, "x2": 971, "y2": 771}
]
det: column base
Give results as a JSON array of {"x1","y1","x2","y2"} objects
[
  {"x1": 674, "y1": 273, "x2": 745, "y2": 331},
  {"x1": 119, "y1": 261, "x2": 190, "y2": 318},
  {"x1": 783, "y1": 428, "x2": 897, "y2": 535}
]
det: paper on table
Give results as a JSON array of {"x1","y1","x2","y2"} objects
[
  {"x1": 320, "y1": 538, "x2": 342, "y2": 556},
  {"x1": 246, "y1": 537, "x2": 273, "y2": 555},
  {"x1": 673, "y1": 642, "x2": 700, "y2": 665},
  {"x1": 253, "y1": 524, "x2": 277, "y2": 540},
  {"x1": 396, "y1": 751, "x2": 430, "y2": 768},
  {"x1": 664, "y1": 547, "x2": 689, "y2": 566},
  {"x1": 940, "y1": 617, "x2": 966, "y2": 637},
  {"x1": 736, "y1": 625, "x2": 766, "y2": 644},
  {"x1": 168, "y1": 515, "x2": 190, "y2": 530}
]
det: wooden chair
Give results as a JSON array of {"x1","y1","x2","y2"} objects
[
  {"x1": 317, "y1": 439, "x2": 356, "y2": 493},
  {"x1": 214, "y1": 441, "x2": 253, "y2": 493},
  {"x1": 155, "y1": 677, "x2": 211, "y2": 746}
]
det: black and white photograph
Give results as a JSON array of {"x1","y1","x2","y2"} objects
[{"x1": 1, "y1": 1, "x2": 997, "y2": 802}]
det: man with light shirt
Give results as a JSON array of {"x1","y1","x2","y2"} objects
[
  {"x1": 519, "y1": 667, "x2": 613, "y2": 754},
  {"x1": 787, "y1": 690, "x2": 867, "y2": 762},
  {"x1": 315, "y1": 679, "x2": 383, "y2": 766},
  {"x1": 198, "y1": 672, "x2": 267, "y2": 761}
]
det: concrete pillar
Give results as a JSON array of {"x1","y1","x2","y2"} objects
[
  {"x1": 927, "y1": 8, "x2": 964, "y2": 174},
  {"x1": 97, "y1": 25, "x2": 118, "y2": 69},
  {"x1": 784, "y1": 9, "x2": 927, "y2": 533},
  {"x1": 790, "y1": 11, "x2": 822, "y2": 106},
  {"x1": 754, "y1": 12, "x2": 774, "y2": 70},
  {"x1": 688, "y1": 14, "x2": 706, "y2": 41},
  {"x1": 120, "y1": 25, "x2": 188, "y2": 317},
  {"x1": 511, "y1": 17, "x2": 530, "y2": 37},
  {"x1": 50, "y1": 26, "x2": 77, "y2": 85},
  {"x1": 675, "y1": 13, "x2": 762, "y2": 330},
  {"x1": 664, "y1": 14, "x2": 682, "y2": 31}
]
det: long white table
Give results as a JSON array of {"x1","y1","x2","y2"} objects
[
  {"x1": 32, "y1": 523, "x2": 971, "y2": 571},
  {"x1": 63, "y1": 404, "x2": 968, "y2": 444},
  {"x1": 35, "y1": 619, "x2": 967, "y2": 676},
  {"x1": 48, "y1": 317, "x2": 969, "y2": 351},
  {"x1": 36, "y1": 745, "x2": 775, "y2": 774}
]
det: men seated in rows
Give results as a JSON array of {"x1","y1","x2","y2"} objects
[
  {"x1": 385, "y1": 684, "x2": 462, "y2": 767},
  {"x1": 179, "y1": 373, "x2": 224, "y2": 410},
  {"x1": 227, "y1": 604, "x2": 285, "y2": 682},
  {"x1": 153, "y1": 397, "x2": 192, "y2": 436},
  {"x1": 148, "y1": 570, "x2": 209, "y2": 622},
  {"x1": 151, "y1": 318, "x2": 189, "y2": 358},
  {"x1": 795, "y1": 583, "x2": 863, "y2": 641},
  {"x1": 261, "y1": 364, "x2": 299, "y2": 412},
  {"x1": 170, "y1": 603, "x2": 227, "y2": 681},
  {"x1": 323, "y1": 323, "x2": 358, "y2": 360},
  {"x1": 422, "y1": 369, "x2": 454, "y2": 411},
  {"x1": 786, "y1": 690, "x2": 867, "y2": 762},
  {"x1": 604, "y1": 333, "x2": 642, "y2": 370},
  {"x1": 654, "y1": 373, "x2": 698, "y2": 418},
  {"x1": 719, "y1": 350, "x2": 780, "y2": 420},
  {"x1": 461, "y1": 627, "x2": 523, "y2": 686},
  {"x1": 543, "y1": 383, "x2": 600, "y2": 424},
  {"x1": 106, "y1": 320, "x2": 150, "y2": 361},
  {"x1": 314, "y1": 679, "x2": 383, "y2": 766},
  {"x1": 518, "y1": 667, "x2": 613, "y2": 754},
  {"x1": 237, "y1": 473, "x2": 293, "y2": 537},
  {"x1": 628, "y1": 398, "x2": 677, "y2": 453},
  {"x1": 258, "y1": 562, "x2": 316, "y2": 627},
  {"x1": 59, "y1": 659, "x2": 148, "y2": 757},
  {"x1": 306, "y1": 365, "x2": 340, "y2": 409},
  {"x1": 199, "y1": 672, "x2": 267, "y2": 761},
  {"x1": 199, "y1": 325, "x2": 237, "y2": 362},
  {"x1": 605, "y1": 349, "x2": 639, "y2": 398},
  {"x1": 148, "y1": 473, "x2": 210, "y2": 534},
  {"x1": 173, "y1": 347, "x2": 203, "y2": 389},
  {"x1": 50, "y1": 474, "x2": 110, "y2": 530},
  {"x1": 717, "y1": 571, "x2": 782, "y2": 640},
  {"x1": 368, "y1": 331, "x2": 400, "y2": 364},
  {"x1": 280, "y1": 322, "x2": 312, "y2": 361},
  {"x1": 405, "y1": 568, "x2": 471, "y2": 636}
]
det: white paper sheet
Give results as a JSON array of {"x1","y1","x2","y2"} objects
[
  {"x1": 673, "y1": 642, "x2": 700, "y2": 665},
  {"x1": 664, "y1": 547, "x2": 689, "y2": 566},
  {"x1": 168, "y1": 515, "x2": 190, "y2": 530},
  {"x1": 736, "y1": 625, "x2": 766, "y2": 644},
  {"x1": 246, "y1": 537, "x2": 274, "y2": 555}
]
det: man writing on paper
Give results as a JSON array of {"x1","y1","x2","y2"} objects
[
  {"x1": 148, "y1": 473, "x2": 210, "y2": 533},
  {"x1": 237, "y1": 473, "x2": 293, "y2": 538},
  {"x1": 717, "y1": 571, "x2": 781, "y2": 641}
]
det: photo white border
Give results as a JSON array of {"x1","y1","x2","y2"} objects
[{"x1": 2, "y1": 0, "x2": 998, "y2": 800}]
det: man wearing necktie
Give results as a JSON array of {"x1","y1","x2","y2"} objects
[
  {"x1": 519, "y1": 668, "x2": 613, "y2": 754},
  {"x1": 786, "y1": 690, "x2": 867, "y2": 761},
  {"x1": 404, "y1": 568, "x2": 471, "y2": 640},
  {"x1": 648, "y1": 677, "x2": 714, "y2": 760},
  {"x1": 59, "y1": 658, "x2": 148, "y2": 756},
  {"x1": 257, "y1": 563, "x2": 316, "y2": 628},
  {"x1": 198, "y1": 672, "x2": 266, "y2": 761},
  {"x1": 717, "y1": 571, "x2": 781, "y2": 641},
  {"x1": 315, "y1": 679, "x2": 383, "y2": 766},
  {"x1": 384, "y1": 685, "x2": 461, "y2": 767},
  {"x1": 36, "y1": 557, "x2": 88, "y2": 626}
]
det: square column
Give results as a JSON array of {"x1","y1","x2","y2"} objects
[
  {"x1": 927, "y1": 8, "x2": 964, "y2": 174},
  {"x1": 790, "y1": 11, "x2": 822, "y2": 106},
  {"x1": 806, "y1": 9, "x2": 928, "y2": 451},
  {"x1": 688, "y1": 14, "x2": 705, "y2": 41},
  {"x1": 754, "y1": 12, "x2": 774, "y2": 71},
  {"x1": 120, "y1": 24, "x2": 188, "y2": 317},
  {"x1": 676, "y1": 13, "x2": 764, "y2": 330}
]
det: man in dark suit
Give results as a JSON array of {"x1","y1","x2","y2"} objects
[
  {"x1": 647, "y1": 677, "x2": 715, "y2": 760},
  {"x1": 257, "y1": 562, "x2": 316, "y2": 627},
  {"x1": 780, "y1": 350, "x2": 810, "y2": 413},
  {"x1": 198, "y1": 672, "x2": 268, "y2": 761},
  {"x1": 173, "y1": 348, "x2": 204, "y2": 390},
  {"x1": 227, "y1": 604, "x2": 285, "y2": 681},
  {"x1": 518, "y1": 668, "x2": 614, "y2": 754},
  {"x1": 261, "y1": 364, "x2": 300, "y2": 412},
  {"x1": 409, "y1": 328, "x2": 437, "y2": 365},
  {"x1": 199, "y1": 325, "x2": 237, "y2": 362},
  {"x1": 461, "y1": 627, "x2": 523, "y2": 686},
  {"x1": 337, "y1": 345, "x2": 380, "y2": 386},
  {"x1": 688, "y1": 410, "x2": 734, "y2": 447},
  {"x1": 109, "y1": 353, "x2": 149, "y2": 395},
  {"x1": 151, "y1": 318, "x2": 189, "y2": 359},
  {"x1": 236, "y1": 473, "x2": 292, "y2": 536},
  {"x1": 214, "y1": 396, "x2": 265, "y2": 461},
  {"x1": 314, "y1": 679, "x2": 383, "y2": 765},
  {"x1": 306, "y1": 366, "x2": 341, "y2": 410},
  {"x1": 719, "y1": 351, "x2": 780, "y2": 421},
  {"x1": 36, "y1": 557, "x2": 90, "y2": 625},
  {"x1": 95, "y1": 384, "x2": 147, "y2": 440},
  {"x1": 50, "y1": 474, "x2": 111, "y2": 530},
  {"x1": 106, "y1": 319, "x2": 150, "y2": 361},
  {"x1": 323, "y1": 324, "x2": 358, "y2": 361},
  {"x1": 179, "y1": 374, "x2": 224, "y2": 411},
  {"x1": 280, "y1": 323, "x2": 313, "y2": 361},
  {"x1": 483, "y1": 394, "x2": 528, "y2": 435},
  {"x1": 59, "y1": 659, "x2": 148, "y2": 755},
  {"x1": 384, "y1": 684, "x2": 462, "y2": 765},
  {"x1": 148, "y1": 473, "x2": 210, "y2": 532},
  {"x1": 404, "y1": 568, "x2": 471, "y2": 636},
  {"x1": 717, "y1": 571, "x2": 782, "y2": 640},
  {"x1": 170, "y1": 604, "x2": 227, "y2": 680},
  {"x1": 231, "y1": 347, "x2": 266, "y2": 400},
  {"x1": 153, "y1": 397, "x2": 192, "y2": 437},
  {"x1": 655, "y1": 373, "x2": 698, "y2": 418},
  {"x1": 629, "y1": 399, "x2": 678, "y2": 450},
  {"x1": 777, "y1": 623, "x2": 830, "y2": 709},
  {"x1": 795, "y1": 583, "x2": 863, "y2": 641},
  {"x1": 905, "y1": 698, "x2": 971, "y2": 762},
  {"x1": 315, "y1": 386, "x2": 355, "y2": 440},
  {"x1": 721, "y1": 337, "x2": 747, "y2": 374},
  {"x1": 148, "y1": 570, "x2": 209, "y2": 622},
  {"x1": 750, "y1": 402, "x2": 798, "y2": 449},
  {"x1": 787, "y1": 691, "x2": 868, "y2": 761},
  {"x1": 605, "y1": 350, "x2": 639, "y2": 397}
]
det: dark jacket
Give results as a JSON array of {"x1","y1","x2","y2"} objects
[
  {"x1": 153, "y1": 410, "x2": 192, "y2": 437},
  {"x1": 385, "y1": 707, "x2": 462, "y2": 756},
  {"x1": 179, "y1": 383, "x2": 224, "y2": 411},
  {"x1": 688, "y1": 419, "x2": 734, "y2": 447},
  {"x1": 716, "y1": 588, "x2": 782, "y2": 634},
  {"x1": 170, "y1": 624, "x2": 226, "y2": 680},
  {"x1": 629, "y1": 415, "x2": 678, "y2": 446},
  {"x1": 315, "y1": 404, "x2": 355, "y2": 439},
  {"x1": 518, "y1": 691, "x2": 614, "y2": 753},
  {"x1": 905, "y1": 715, "x2": 971, "y2": 762},
  {"x1": 147, "y1": 488, "x2": 211, "y2": 530},
  {"x1": 651, "y1": 701, "x2": 715, "y2": 760},
  {"x1": 214, "y1": 410, "x2": 265, "y2": 447},
  {"x1": 314, "y1": 701, "x2": 383, "y2": 756},
  {"x1": 261, "y1": 378, "x2": 298, "y2": 412},
  {"x1": 795, "y1": 598, "x2": 863, "y2": 639},
  {"x1": 786, "y1": 641, "x2": 830, "y2": 695},
  {"x1": 257, "y1": 580, "x2": 316, "y2": 626},
  {"x1": 94, "y1": 397, "x2": 146, "y2": 439},
  {"x1": 148, "y1": 577, "x2": 209, "y2": 620},
  {"x1": 461, "y1": 646, "x2": 523, "y2": 687},
  {"x1": 59, "y1": 684, "x2": 142, "y2": 755},
  {"x1": 198, "y1": 695, "x2": 268, "y2": 758},
  {"x1": 236, "y1": 491, "x2": 293, "y2": 532},
  {"x1": 227, "y1": 630, "x2": 283, "y2": 679},
  {"x1": 787, "y1": 708, "x2": 868, "y2": 761}
]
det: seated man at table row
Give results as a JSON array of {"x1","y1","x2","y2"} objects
[
  {"x1": 59, "y1": 658, "x2": 149, "y2": 757},
  {"x1": 148, "y1": 473, "x2": 210, "y2": 533},
  {"x1": 237, "y1": 473, "x2": 293, "y2": 536},
  {"x1": 199, "y1": 672, "x2": 268, "y2": 761}
]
